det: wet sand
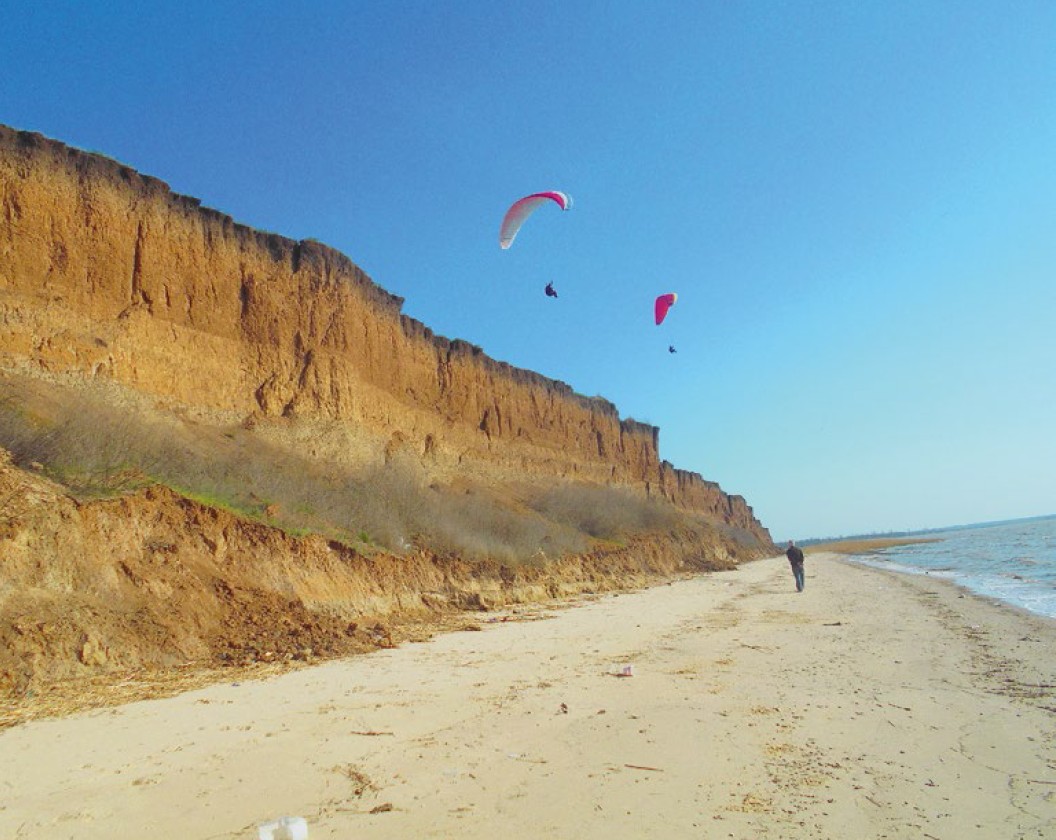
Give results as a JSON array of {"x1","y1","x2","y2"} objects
[{"x1": 1, "y1": 554, "x2": 1053, "y2": 839}]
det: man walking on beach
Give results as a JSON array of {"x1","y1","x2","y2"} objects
[{"x1": 786, "y1": 540, "x2": 805, "y2": 592}]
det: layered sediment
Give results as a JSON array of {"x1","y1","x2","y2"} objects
[
  {"x1": 0, "y1": 126, "x2": 773, "y2": 703},
  {"x1": 0, "y1": 124, "x2": 767, "y2": 541},
  {"x1": 0, "y1": 446, "x2": 753, "y2": 702}
]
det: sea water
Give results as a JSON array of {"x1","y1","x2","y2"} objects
[{"x1": 848, "y1": 515, "x2": 1056, "y2": 620}]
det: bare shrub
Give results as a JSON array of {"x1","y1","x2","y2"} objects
[
  {"x1": 527, "y1": 482, "x2": 681, "y2": 540},
  {"x1": 422, "y1": 486, "x2": 586, "y2": 563},
  {"x1": 0, "y1": 390, "x2": 163, "y2": 496},
  {"x1": 0, "y1": 378, "x2": 696, "y2": 564}
]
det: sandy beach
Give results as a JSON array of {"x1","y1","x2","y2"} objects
[{"x1": 1, "y1": 554, "x2": 1053, "y2": 839}]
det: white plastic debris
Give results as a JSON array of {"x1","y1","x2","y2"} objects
[{"x1": 258, "y1": 815, "x2": 308, "y2": 840}]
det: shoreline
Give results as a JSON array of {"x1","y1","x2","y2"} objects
[
  {"x1": 1, "y1": 554, "x2": 1053, "y2": 839},
  {"x1": 843, "y1": 552, "x2": 1056, "y2": 624}
]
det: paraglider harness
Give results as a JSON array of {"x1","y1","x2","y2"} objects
[{"x1": 544, "y1": 282, "x2": 558, "y2": 298}]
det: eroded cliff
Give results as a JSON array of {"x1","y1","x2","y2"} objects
[
  {"x1": 0, "y1": 126, "x2": 777, "y2": 714},
  {"x1": 0, "y1": 446, "x2": 758, "y2": 714},
  {"x1": 0, "y1": 124, "x2": 769, "y2": 542}
]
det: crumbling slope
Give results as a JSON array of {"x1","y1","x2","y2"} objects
[
  {"x1": 0, "y1": 449, "x2": 761, "y2": 720},
  {"x1": 0, "y1": 124, "x2": 770, "y2": 543},
  {"x1": 0, "y1": 124, "x2": 775, "y2": 720}
]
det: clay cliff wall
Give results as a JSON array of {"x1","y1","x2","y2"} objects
[
  {"x1": 0, "y1": 447, "x2": 760, "y2": 701},
  {"x1": 0, "y1": 125, "x2": 770, "y2": 543}
]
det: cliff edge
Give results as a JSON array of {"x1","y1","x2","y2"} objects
[
  {"x1": 0, "y1": 126, "x2": 774, "y2": 715},
  {"x1": 0, "y1": 124, "x2": 768, "y2": 542}
]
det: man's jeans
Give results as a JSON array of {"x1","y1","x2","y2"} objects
[{"x1": 791, "y1": 562, "x2": 805, "y2": 592}]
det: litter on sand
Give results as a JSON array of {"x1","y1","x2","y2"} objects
[{"x1": 258, "y1": 815, "x2": 308, "y2": 840}]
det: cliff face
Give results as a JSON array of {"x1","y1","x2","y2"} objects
[
  {"x1": 0, "y1": 125, "x2": 770, "y2": 544},
  {"x1": 0, "y1": 447, "x2": 756, "y2": 706}
]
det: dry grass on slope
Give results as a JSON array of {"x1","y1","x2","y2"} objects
[{"x1": 0, "y1": 374, "x2": 720, "y2": 564}]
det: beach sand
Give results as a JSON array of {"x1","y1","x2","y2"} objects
[{"x1": 1, "y1": 554, "x2": 1053, "y2": 839}]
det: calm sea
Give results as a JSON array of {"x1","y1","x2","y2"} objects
[{"x1": 848, "y1": 515, "x2": 1056, "y2": 620}]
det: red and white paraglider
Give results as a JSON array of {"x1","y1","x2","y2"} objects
[{"x1": 499, "y1": 191, "x2": 573, "y2": 250}]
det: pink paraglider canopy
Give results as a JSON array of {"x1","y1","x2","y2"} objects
[
  {"x1": 499, "y1": 191, "x2": 573, "y2": 249},
  {"x1": 654, "y1": 292, "x2": 678, "y2": 325}
]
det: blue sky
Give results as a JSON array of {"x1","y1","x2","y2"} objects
[{"x1": 3, "y1": 2, "x2": 1054, "y2": 540}]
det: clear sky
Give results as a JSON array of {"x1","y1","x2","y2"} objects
[{"x1": 3, "y1": 2, "x2": 1054, "y2": 540}]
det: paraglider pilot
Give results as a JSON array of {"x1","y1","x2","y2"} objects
[
  {"x1": 668, "y1": 345, "x2": 677, "y2": 353},
  {"x1": 545, "y1": 282, "x2": 558, "y2": 298}
]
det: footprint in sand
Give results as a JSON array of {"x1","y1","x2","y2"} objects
[{"x1": 131, "y1": 775, "x2": 160, "y2": 786}]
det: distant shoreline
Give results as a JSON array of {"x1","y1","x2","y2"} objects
[
  {"x1": 804, "y1": 536, "x2": 942, "y2": 555},
  {"x1": 798, "y1": 512, "x2": 1056, "y2": 548},
  {"x1": 822, "y1": 515, "x2": 1056, "y2": 621}
]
